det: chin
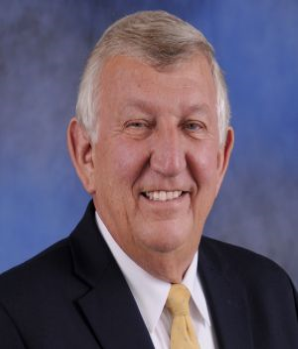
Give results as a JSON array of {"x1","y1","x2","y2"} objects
[{"x1": 138, "y1": 221, "x2": 196, "y2": 254}]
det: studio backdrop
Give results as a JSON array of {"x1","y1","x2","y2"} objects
[{"x1": 1, "y1": 0, "x2": 297, "y2": 286}]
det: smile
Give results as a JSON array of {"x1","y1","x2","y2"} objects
[{"x1": 142, "y1": 190, "x2": 184, "y2": 201}]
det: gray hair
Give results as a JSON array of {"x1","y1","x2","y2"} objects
[{"x1": 76, "y1": 10, "x2": 231, "y2": 145}]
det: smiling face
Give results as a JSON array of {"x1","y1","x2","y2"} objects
[{"x1": 72, "y1": 54, "x2": 233, "y2": 282}]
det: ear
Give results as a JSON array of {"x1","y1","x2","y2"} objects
[
  {"x1": 67, "y1": 118, "x2": 95, "y2": 194},
  {"x1": 215, "y1": 127, "x2": 234, "y2": 195}
]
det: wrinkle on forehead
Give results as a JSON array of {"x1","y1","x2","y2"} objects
[
  {"x1": 99, "y1": 54, "x2": 217, "y2": 119},
  {"x1": 101, "y1": 54, "x2": 215, "y2": 88}
]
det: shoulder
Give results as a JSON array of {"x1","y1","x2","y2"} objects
[
  {"x1": 201, "y1": 235, "x2": 284, "y2": 270},
  {"x1": 0, "y1": 234, "x2": 91, "y2": 338},
  {"x1": 200, "y1": 236, "x2": 297, "y2": 292},
  {"x1": 0, "y1": 238, "x2": 74, "y2": 303},
  {"x1": 0, "y1": 202, "x2": 103, "y2": 307}
]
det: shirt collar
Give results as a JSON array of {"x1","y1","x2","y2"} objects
[
  {"x1": 95, "y1": 211, "x2": 211, "y2": 332},
  {"x1": 183, "y1": 251, "x2": 212, "y2": 327}
]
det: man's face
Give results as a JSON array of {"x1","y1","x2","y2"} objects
[{"x1": 90, "y1": 54, "x2": 232, "y2": 276}]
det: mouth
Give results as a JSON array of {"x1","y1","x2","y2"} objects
[{"x1": 141, "y1": 190, "x2": 186, "y2": 202}]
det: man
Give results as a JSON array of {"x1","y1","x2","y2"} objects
[{"x1": 0, "y1": 10, "x2": 297, "y2": 349}]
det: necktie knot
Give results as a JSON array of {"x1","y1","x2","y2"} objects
[{"x1": 166, "y1": 284, "x2": 191, "y2": 317}]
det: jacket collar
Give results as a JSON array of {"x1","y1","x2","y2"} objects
[
  {"x1": 69, "y1": 201, "x2": 154, "y2": 349},
  {"x1": 199, "y1": 237, "x2": 253, "y2": 349}
]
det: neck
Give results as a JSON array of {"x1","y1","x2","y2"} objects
[{"x1": 130, "y1": 247, "x2": 197, "y2": 283}]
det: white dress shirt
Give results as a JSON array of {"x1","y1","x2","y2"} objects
[{"x1": 96, "y1": 212, "x2": 218, "y2": 349}]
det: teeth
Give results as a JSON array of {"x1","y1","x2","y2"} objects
[{"x1": 144, "y1": 190, "x2": 183, "y2": 201}]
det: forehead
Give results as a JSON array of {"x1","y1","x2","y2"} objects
[{"x1": 99, "y1": 54, "x2": 217, "y2": 114}]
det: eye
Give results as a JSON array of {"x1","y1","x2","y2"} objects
[
  {"x1": 183, "y1": 120, "x2": 205, "y2": 132},
  {"x1": 125, "y1": 120, "x2": 148, "y2": 129},
  {"x1": 123, "y1": 119, "x2": 153, "y2": 138}
]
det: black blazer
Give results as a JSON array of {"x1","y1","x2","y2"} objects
[{"x1": 0, "y1": 202, "x2": 297, "y2": 348}]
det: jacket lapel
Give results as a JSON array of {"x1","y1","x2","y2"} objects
[
  {"x1": 70, "y1": 202, "x2": 154, "y2": 349},
  {"x1": 199, "y1": 238, "x2": 253, "y2": 349},
  {"x1": 76, "y1": 262, "x2": 154, "y2": 349}
]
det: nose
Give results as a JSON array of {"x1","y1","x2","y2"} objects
[{"x1": 150, "y1": 126, "x2": 186, "y2": 177}]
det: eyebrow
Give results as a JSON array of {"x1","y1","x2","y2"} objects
[
  {"x1": 182, "y1": 104, "x2": 210, "y2": 117},
  {"x1": 123, "y1": 99, "x2": 159, "y2": 116},
  {"x1": 123, "y1": 99, "x2": 211, "y2": 117}
]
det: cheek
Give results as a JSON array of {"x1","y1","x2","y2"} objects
[
  {"x1": 190, "y1": 145, "x2": 220, "y2": 184},
  {"x1": 95, "y1": 139, "x2": 148, "y2": 189},
  {"x1": 189, "y1": 147, "x2": 220, "y2": 224},
  {"x1": 118, "y1": 146, "x2": 145, "y2": 177}
]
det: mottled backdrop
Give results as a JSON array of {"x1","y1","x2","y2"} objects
[{"x1": 0, "y1": 0, "x2": 297, "y2": 286}]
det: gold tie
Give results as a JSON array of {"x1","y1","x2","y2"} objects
[{"x1": 166, "y1": 284, "x2": 200, "y2": 349}]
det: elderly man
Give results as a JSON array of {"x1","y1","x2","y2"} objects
[{"x1": 0, "y1": 11, "x2": 297, "y2": 349}]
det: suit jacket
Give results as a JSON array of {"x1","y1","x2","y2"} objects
[{"x1": 0, "y1": 202, "x2": 297, "y2": 349}]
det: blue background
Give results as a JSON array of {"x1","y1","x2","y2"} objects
[{"x1": 1, "y1": 0, "x2": 297, "y2": 286}]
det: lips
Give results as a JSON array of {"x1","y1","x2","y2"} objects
[{"x1": 142, "y1": 190, "x2": 184, "y2": 201}]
